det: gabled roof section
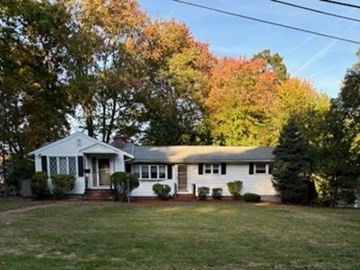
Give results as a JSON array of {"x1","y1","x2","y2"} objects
[
  {"x1": 28, "y1": 132, "x2": 133, "y2": 158},
  {"x1": 79, "y1": 143, "x2": 121, "y2": 155},
  {"x1": 130, "y1": 145, "x2": 274, "y2": 163},
  {"x1": 28, "y1": 132, "x2": 88, "y2": 155}
]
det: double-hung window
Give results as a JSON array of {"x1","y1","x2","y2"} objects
[
  {"x1": 249, "y1": 162, "x2": 270, "y2": 175},
  {"x1": 255, "y1": 163, "x2": 267, "y2": 174},
  {"x1": 204, "y1": 164, "x2": 220, "y2": 174},
  {"x1": 199, "y1": 163, "x2": 226, "y2": 175}
]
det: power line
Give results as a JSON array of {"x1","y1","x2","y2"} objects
[
  {"x1": 173, "y1": 0, "x2": 360, "y2": 45},
  {"x1": 271, "y1": 0, "x2": 360, "y2": 22},
  {"x1": 319, "y1": 0, "x2": 360, "y2": 9}
]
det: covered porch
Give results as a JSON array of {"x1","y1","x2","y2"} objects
[{"x1": 79, "y1": 142, "x2": 130, "y2": 191}]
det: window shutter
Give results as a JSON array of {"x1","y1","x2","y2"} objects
[
  {"x1": 198, "y1": 163, "x2": 203, "y2": 175},
  {"x1": 221, "y1": 163, "x2": 227, "y2": 175},
  {"x1": 41, "y1": 156, "x2": 47, "y2": 173},
  {"x1": 167, "y1": 164, "x2": 172, "y2": 179},
  {"x1": 249, "y1": 162, "x2": 254, "y2": 175},
  {"x1": 125, "y1": 163, "x2": 131, "y2": 173},
  {"x1": 78, "y1": 156, "x2": 84, "y2": 177}
]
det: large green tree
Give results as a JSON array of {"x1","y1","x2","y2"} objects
[
  {"x1": 272, "y1": 118, "x2": 317, "y2": 204},
  {"x1": 0, "y1": 0, "x2": 72, "y2": 155},
  {"x1": 135, "y1": 19, "x2": 213, "y2": 145},
  {"x1": 315, "y1": 53, "x2": 360, "y2": 206},
  {"x1": 66, "y1": 0, "x2": 146, "y2": 142}
]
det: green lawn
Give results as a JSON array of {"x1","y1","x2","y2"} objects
[{"x1": 0, "y1": 199, "x2": 359, "y2": 270}]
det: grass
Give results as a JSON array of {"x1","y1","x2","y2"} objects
[
  {"x1": 0, "y1": 196, "x2": 50, "y2": 212},
  {"x1": 0, "y1": 198, "x2": 359, "y2": 270}
]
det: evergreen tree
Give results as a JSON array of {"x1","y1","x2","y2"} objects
[{"x1": 272, "y1": 118, "x2": 317, "y2": 204}]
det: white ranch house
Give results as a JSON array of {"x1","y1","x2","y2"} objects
[{"x1": 29, "y1": 132, "x2": 277, "y2": 200}]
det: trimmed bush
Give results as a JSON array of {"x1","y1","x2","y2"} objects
[
  {"x1": 31, "y1": 171, "x2": 49, "y2": 199},
  {"x1": 243, "y1": 193, "x2": 261, "y2": 202},
  {"x1": 153, "y1": 183, "x2": 171, "y2": 200},
  {"x1": 212, "y1": 188, "x2": 223, "y2": 200},
  {"x1": 197, "y1": 186, "x2": 210, "y2": 201},
  {"x1": 227, "y1": 181, "x2": 243, "y2": 199},
  {"x1": 110, "y1": 172, "x2": 139, "y2": 201},
  {"x1": 51, "y1": 174, "x2": 76, "y2": 199}
]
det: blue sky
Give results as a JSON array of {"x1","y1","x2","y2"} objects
[{"x1": 138, "y1": 0, "x2": 360, "y2": 97}]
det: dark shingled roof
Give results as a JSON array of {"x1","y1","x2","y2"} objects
[{"x1": 121, "y1": 145, "x2": 274, "y2": 163}]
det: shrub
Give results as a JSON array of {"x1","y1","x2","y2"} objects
[
  {"x1": 337, "y1": 190, "x2": 357, "y2": 207},
  {"x1": 7, "y1": 158, "x2": 34, "y2": 189},
  {"x1": 197, "y1": 186, "x2": 210, "y2": 201},
  {"x1": 31, "y1": 171, "x2": 49, "y2": 199},
  {"x1": 212, "y1": 188, "x2": 223, "y2": 200},
  {"x1": 110, "y1": 172, "x2": 139, "y2": 201},
  {"x1": 51, "y1": 174, "x2": 76, "y2": 199},
  {"x1": 227, "y1": 181, "x2": 243, "y2": 199},
  {"x1": 243, "y1": 193, "x2": 261, "y2": 202},
  {"x1": 153, "y1": 183, "x2": 171, "y2": 200}
]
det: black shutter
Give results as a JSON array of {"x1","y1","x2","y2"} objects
[
  {"x1": 78, "y1": 156, "x2": 84, "y2": 177},
  {"x1": 221, "y1": 163, "x2": 227, "y2": 175},
  {"x1": 125, "y1": 163, "x2": 132, "y2": 173},
  {"x1": 249, "y1": 162, "x2": 254, "y2": 175},
  {"x1": 167, "y1": 164, "x2": 172, "y2": 179},
  {"x1": 198, "y1": 163, "x2": 203, "y2": 175},
  {"x1": 41, "y1": 156, "x2": 47, "y2": 173}
]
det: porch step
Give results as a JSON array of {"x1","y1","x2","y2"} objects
[
  {"x1": 175, "y1": 193, "x2": 196, "y2": 201},
  {"x1": 84, "y1": 189, "x2": 113, "y2": 201}
]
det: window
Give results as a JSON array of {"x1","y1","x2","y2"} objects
[
  {"x1": 150, "y1": 165, "x2": 157, "y2": 178},
  {"x1": 204, "y1": 164, "x2": 220, "y2": 174},
  {"x1": 49, "y1": 157, "x2": 57, "y2": 175},
  {"x1": 133, "y1": 165, "x2": 140, "y2": 178},
  {"x1": 249, "y1": 163, "x2": 269, "y2": 175},
  {"x1": 133, "y1": 165, "x2": 167, "y2": 180},
  {"x1": 213, "y1": 164, "x2": 219, "y2": 174},
  {"x1": 59, "y1": 157, "x2": 67, "y2": 174},
  {"x1": 159, "y1": 165, "x2": 166, "y2": 178},
  {"x1": 48, "y1": 156, "x2": 77, "y2": 175},
  {"x1": 141, "y1": 165, "x2": 149, "y2": 179},
  {"x1": 68, "y1": 157, "x2": 76, "y2": 175},
  {"x1": 255, "y1": 163, "x2": 267, "y2": 174},
  {"x1": 199, "y1": 163, "x2": 226, "y2": 175},
  {"x1": 205, "y1": 164, "x2": 212, "y2": 174}
]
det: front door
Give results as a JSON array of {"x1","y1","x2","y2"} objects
[
  {"x1": 98, "y1": 158, "x2": 111, "y2": 186},
  {"x1": 178, "y1": 165, "x2": 188, "y2": 191}
]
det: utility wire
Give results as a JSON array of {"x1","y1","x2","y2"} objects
[
  {"x1": 271, "y1": 0, "x2": 360, "y2": 22},
  {"x1": 173, "y1": 0, "x2": 360, "y2": 45},
  {"x1": 319, "y1": 0, "x2": 360, "y2": 9}
]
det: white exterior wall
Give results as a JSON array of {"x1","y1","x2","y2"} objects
[
  {"x1": 187, "y1": 164, "x2": 276, "y2": 196},
  {"x1": 33, "y1": 135, "x2": 96, "y2": 194},
  {"x1": 130, "y1": 163, "x2": 276, "y2": 198}
]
